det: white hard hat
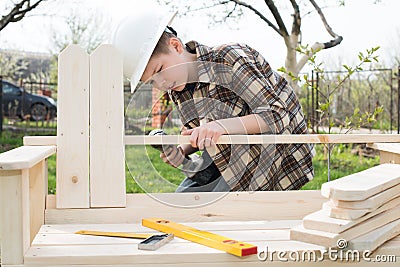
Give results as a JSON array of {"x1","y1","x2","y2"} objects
[{"x1": 111, "y1": 9, "x2": 177, "y2": 93}]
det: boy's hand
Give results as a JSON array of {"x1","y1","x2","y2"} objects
[
  {"x1": 181, "y1": 121, "x2": 226, "y2": 150},
  {"x1": 160, "y1": 146, "x2": 186, "y2": 168}
]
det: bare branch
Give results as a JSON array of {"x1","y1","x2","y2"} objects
[
  {"x1": 0, "y1": 0, "x2": 45, "y2": 31},
  {"x1": 229, "y1": 0, "x2": 283, "y2": 37},
  {"x1": 294, "y1": 0, "x2": 343, "y2": 73},
  {"x1": 309, "y1": 0, "x2": 343, "y2": 49},
  {"x1": 264, "y1": 0, "x2": 289, "y2": 37},
  {"x1": 289, "y1": 0, "x2": 301, "y2": 35},
  {"x1": 225, "y1": 2, "x2": 238, "y2": 19},
  {"x1": 183, "y1": 1, "x2": 231, "y2": 13}
]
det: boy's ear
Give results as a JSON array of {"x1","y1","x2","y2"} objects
[{"x1": 169, "y1": 37, "x2": 184, "y2": 53}]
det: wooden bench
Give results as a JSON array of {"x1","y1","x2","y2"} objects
[
  {"x1": 1, "y1": 44, "x2": 400, "y2": 266},
  {"x1": 368, "y1": 143, "x2": 400, "y2": 164}
]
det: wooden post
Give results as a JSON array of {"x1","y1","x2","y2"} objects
[
  {"x1": 28, "y1": 160, "x2": 47, "y2": 242},
  {"x1": 0, "y1": 170, "x2": 30, "y2": 265},
  {"x1": 57, "y1": 45, "x2": 90, "y2": 208},
  {"x1": 89, "y1": 45, "x2": 126, "y2": 207},
  {"x1": 0, "y1": 145, "x2": 54, "y2": 265}
]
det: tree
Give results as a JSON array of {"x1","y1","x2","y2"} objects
[
  {"x1": 0, "y1": 0, "x2": 45, "y2": 31},
  {"x1": 160, "y1": 0, "x2": 343, "y2": 82},
  {"x1": 388, "y1": 26, "x2": 400, "y2": 67},
  {"x1": 0, "y1": 51, "x2": 29, "y2": 82},
  {"x1": 49, "y1": 8, "x2": 111, "y2": 54},
  {"x1": 0, "y1": 0, "x2": 46, "y2": 135},
  {"x1": 48, "y1": 8, "x2": 111, "y2": 83}
]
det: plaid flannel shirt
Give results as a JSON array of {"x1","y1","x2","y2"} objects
[{"x1": 169, "y1": 41, "x2": 314, "y2": 191}]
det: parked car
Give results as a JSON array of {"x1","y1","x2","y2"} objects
[{"x1": 1, "y1": 80, "x2": 57, "y2": 121}]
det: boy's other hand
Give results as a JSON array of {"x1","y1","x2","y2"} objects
[
  {"x1": 160, "y1": 146, "x2": 185, "y2": 168},
  {"x1": 181, "y1": 121, "x2": 226, "y2": 150}
]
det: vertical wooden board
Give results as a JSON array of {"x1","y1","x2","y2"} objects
[
  {"x1": 29, "y1": 160, "x2": 46, "y2": 242},
  {"x1": 57, "y1": 45, "x2": 90, "y2": 208},
  {"x1": 89, "y1": 44, "x2": 126, "y2": 207},
  {"x1": 0, "y1": 170, "x2": 26, "y2": 265},
  {"x1": 21, "y1": 169, "x2": 31, "y2": 253}
]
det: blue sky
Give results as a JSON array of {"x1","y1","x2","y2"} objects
[{"x1": 0, "y1": 0, "x2": 399, "y2": 70}]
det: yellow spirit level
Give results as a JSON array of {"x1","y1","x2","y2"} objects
[{"x1": 142, "y1": 218, "x2": 258, "y2": 257}]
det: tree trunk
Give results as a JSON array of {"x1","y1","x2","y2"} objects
[{"x1": 284, "y1": 34, "x2": 301, "y2": 92}]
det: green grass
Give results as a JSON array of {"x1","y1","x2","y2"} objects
[
  {"x1": 301, "y1": 144, "x2": 380, "y2": 190},
  {"x1": 3, "y1": 117, "x2": 57, "y2": 128},
  {"x1": 0, "y1": 130, "x2": 24, "y2": 152},
  {"x1": 124, "y1": 146, "x2": 185, "y2": 193},
  {"x1": 1, "y1": 130, "x2": 380, "y2": 194}
]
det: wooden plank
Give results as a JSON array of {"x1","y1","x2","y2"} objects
[
  {"x1": 28, "y1": 161, "x2": 47, "y2": 243},
  {"x1": 374, "y1": 235, "x2": 400, "y2": 256},
  {"x1": 32, "y1": 230, "x2": 289, "y2": 246},
  {"x1": 290, "y1": 205, "x2": 400, "y2": 247},
  {"x1": 321, "y1": 164, "x2": 400, "y2": 201},
  {"x1": 56, "y1": 44, "x2": 90, "y2": 209},
  {"x1": 330, "y1": 183, "x2": 400, "y2": 210},
  {"x1": 303, "y1": 197, "x2": 400, "y2": 233},
  {"x1": 323, "y1": 202, "x2": 371, "y2": 220},
  {"x1": 89, "y1": 44, "x2": 126, "y2": 208},
  {"x1": 22, "y1": 134, "x2": 400, "y2": 146},
  {"x1": 368, "y1": 142, "x2": 400, "y2": 154},
  {"x1": 0, "y1": 170, "x2": 28, "y2": 265},
  {"x1": 0, "y1": 264, "x2": 297, "y2": 267},
  {"x1": 13, "y1": 262, "x2": 400, "y2": 267},
  {"x1": 370, "y1": 141, "x2": 400, "y2": 163},
  {"x1": 21, "y1": 169, "x2": 31, "y2": 254},
  {"x1": 37, "y1": 221, "x2": 300, "y2": 234},
  {"x1": 380, "y1": 151, "x2": 400, "y2": 164},
  {"x1": 0, "y1": 146, "x2": 56, "y2": 170},
  {"x1": 24, "y1": 241, "x2": 325, "y2": 265},
  {"x1": 22, "y1": 237, "x2": 400, "y2": 266},
  {"x1": 24, "y1": 219, "x2": 400, "y2": 266},
  {"x1": 12, "y1": 262, "x2": 400, "y2": 267},
  {"x1": 347, "y1": 218, "x2": 400, "y2": 252},
  {"x1": 323, "y1": 195, "x2": 400, "y2": 220},
  {"x1": 45, "y1": 191, "x2": 325, "y2": 224},
  {"x1": 23, "y1": 136, "x2": 57, "y2": 146},
  {"x1": 369, "y1": 142, "x2": 400, "y2": 164},
  {"x1": 124, "y1": 134, "x2": 400, "y2": 145}
]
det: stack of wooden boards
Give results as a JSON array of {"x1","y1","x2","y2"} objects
[{"x1": 290, "y1": 164, "x2": 400, "y2": 252}]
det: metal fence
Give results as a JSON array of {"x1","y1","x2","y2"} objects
[
  {"x1": 306, "y1": 67, "x2": 400, "y2": 134},
  {"x1": 0, "y1": 77, "x2": 57, "y2": 135}
]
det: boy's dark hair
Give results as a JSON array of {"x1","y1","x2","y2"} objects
[{"x1": 152, "y1": 26, "x2": 178, "y2": 56}]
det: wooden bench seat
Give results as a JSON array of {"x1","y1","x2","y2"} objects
[
  {"x1": 23, "y1": 191, "x2": 400, "y2": 266},
  {"x1": 24, "y1": 221, "x2": 327, "y2": 266},
  {"x1": 25, "y1": 220, "x2": 400, "y2": 266}
]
